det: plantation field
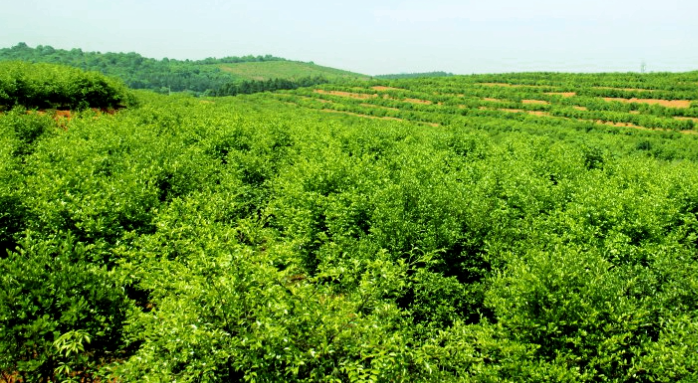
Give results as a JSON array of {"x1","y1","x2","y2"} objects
[
  {"x1": 217, "y1": 60, "x2": 369, "y2": 81},
  {"x1": 3, "y1": 68, "x2": 698, "y2": 382},
  {"x1": 277, "y1": 72, "x2": 698, "y2": 133}
]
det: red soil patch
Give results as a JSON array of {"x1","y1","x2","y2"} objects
[
  {"x1": 546, "y1": 92, "x2": 576, "y2": 97},
  {"x1": 573, "y1": 106, "x2": 588, "y2": 111},
  {"x1": 595, "y1": 120, "x2": 646, "y2": 129},
  {"x1": 314, "y1": 89, "x2": 376, "y2": 100},
  {"x1": 479, "y1": 107, "x2": 550, "y2": 117},
  {"x1": 371, "y1": 86, "x2": 402, "y2": 91},
  {"x1": 403, "y1": 98, "x2": 433, "y2": 105},
  {"x1": 55, "y1": 110, "x2": 72, "y2": 118},
  {"x1": 522, "y1": 99, "x2": 550, "y2": 105},
  {"x1": 602, "y1": 98, "x2": 691, "y2": 108}
]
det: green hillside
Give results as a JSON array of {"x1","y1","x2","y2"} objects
[
  {"x1": 0, "y1": 43, "x2": 367, "y2": 94},
  {"x1": 218, "y1": 60, "x2": 368, "y2": 81}
]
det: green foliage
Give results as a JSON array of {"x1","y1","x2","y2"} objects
[
  {"x1": 0, "y1": 61, "x2": 134, "y2": 110},
  {"x1": 2, "y1": 70, "x2": 698, "y2": 381},
  {"x1": 374, "y1": 71, "x2": 454, "y2": 79},
  {"x1": 0, "y1": 43, "x2": 367, "y2": 95},
  {"x1": 217, "y1": 61, "x2": 369, "y2": 82},
  {"x1": 214, "y1": 76, "x2": 330, "y2": 96},
  {"x1": 0, "y1": 233, "x2": 133, "y2": 382}
]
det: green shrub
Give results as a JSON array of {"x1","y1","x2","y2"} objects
[
  {"x1": 0, "y1": 233, "x2": 133, "y2": 382},
  {"x1": 0, "y1": 61, "x2": 135, "y2": 110}
]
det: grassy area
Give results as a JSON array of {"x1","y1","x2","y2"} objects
[{"x1": 217, "y1": 60, "x2": 369, "y2": 81}]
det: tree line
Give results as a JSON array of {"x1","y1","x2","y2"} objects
[
  {"x1": 212, "y1": 76, "x2": 330, "y2": 96},
  {"x1": 0, "y1": 43, "x2": 288, "y2": 94}
]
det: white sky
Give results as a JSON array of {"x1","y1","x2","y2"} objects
[{"x1": 1, "y1": 0, "x2": 697, "y2": 75}]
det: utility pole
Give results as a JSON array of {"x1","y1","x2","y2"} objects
[{"x1": 641, "y1": 61, "x2": 647, "y2": 74}]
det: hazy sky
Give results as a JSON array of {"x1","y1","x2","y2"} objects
[{"x1": 2, "y1": 0, "x2": 697, "y2": 75}]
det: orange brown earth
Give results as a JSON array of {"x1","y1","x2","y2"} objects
[
  {"x1": 602, "y1": 98, "x2": 692, "y2": 108},
  {"x1": 403, "y1": 98, "x2": 433, "y2": 105},
  {"x1": 371, "y1": 86, "x2": 402, "y2": 91},
  {"x1": 522, "y1": 99, "x2": 550, "y2": 105},
  {"x1": 314, "y1": 89, "x2": 376, "y2": 99},
  {"x1": 545, "y1": 92, "x2": 576, "y2": 97}
]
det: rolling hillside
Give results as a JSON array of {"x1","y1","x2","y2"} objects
[
  {"x1": 218, "y1": 60, "x2": 369, "y2": 81},
  {"x1": 0, "y1": 43, "x2": 368, "y2": 94}
]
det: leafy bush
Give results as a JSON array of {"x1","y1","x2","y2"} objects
[
  {"x1": 2, "y1": 71, "x2": 698, "y2": 381},
  {"x1": 0, "y1": 234, "x2": 132, "y2": 382},
  {"x1": 0, "y1": 61, "x2": 135, "y2": 110}
]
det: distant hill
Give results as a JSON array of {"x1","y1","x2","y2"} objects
[
  {"x1": 218, "y1": 61, "x2": 368, "y2": 82},
  {"x1": 374, "y1": 71, "x2": 454, "y2": 79},
  {"x1": 0, "y1": 43, "x2": 368, "y2": 95}
]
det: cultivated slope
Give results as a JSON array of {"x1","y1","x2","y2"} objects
[{"x1": 217, "y1": 60, "x2": 369, "y2": 81}]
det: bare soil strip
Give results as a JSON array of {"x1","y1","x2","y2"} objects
[
  {"x1": 546, "y1": 92, "x2": 576, "y2": 97},
  {"x1": 602, "y1": 98, "x2": 692, "y2": 108},
  {"x1": 595, "y1": 120, "x2": 646, "y2": 129},
  {"x1": 676, "y1": 116, "x2": 698, "y2": 123},
  {"x1": 477, "y1": 106, "x2": 695, "y2": 134},
  {"x1": 371, "y1": 86, "x2": 402, "y2": 91},
  {"x1": 403, "y1": 98, "x2": 433, "y2": 105},
  {"x1": 522, "y1": 99, "x2": 550, "y2": 105},
  {"x1": 483, "y1": 98, "x2": 502, "y2": 102},
  {"x1": 573, "y1": 106, "x2": 588, "y2": 111},
  {"x1": 314, "y1": 89, "x2": 377, "y2": 99}
]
